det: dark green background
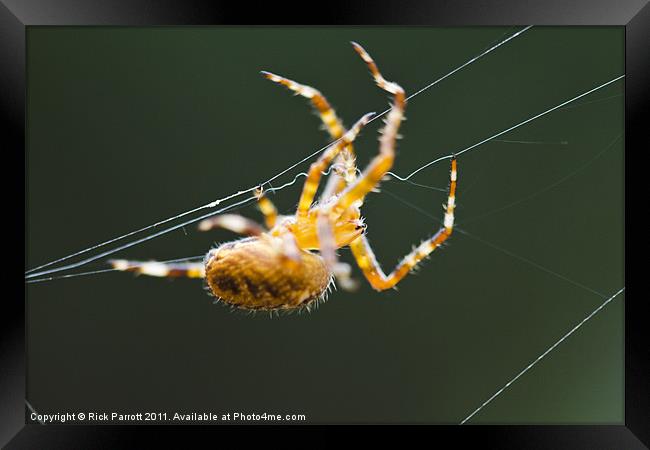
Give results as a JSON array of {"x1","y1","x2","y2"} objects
[{"x1": 26, "y1": 27, "x2": 624, "y2": 424}]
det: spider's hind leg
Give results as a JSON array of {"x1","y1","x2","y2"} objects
[{"x1": 350, "y1": 158, "x2": 458, "y2": 291}]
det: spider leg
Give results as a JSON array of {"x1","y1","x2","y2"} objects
[
  {"x1": 279, "y1": 230, "x2": 302, "y2": 266},
  {"x1": 109, "y1": 260, "x2": 205, "y2": 278},
  {"x1": 296, "y1": 112, "x2": 375, "y2": 218},
  {"x1": 350, "y1": 158, "x2": 457, "y2": 291},
  {"x1": 320, "y1": 150, "x2": 356, "y2": 200},
  {"x1": 316, "y1": 207, "x2": 359, "y2": 291},
  {"x1": 261, "y1": 71, "x2": 346, "y2": 140},
  {"x1": 315, "y1": 43, "x2": 406, "y2": 289},
  {"x1": 330, "y1": 42, "x2": 406, "y2": 215},
  {"x1": 255, "y1": 188, "x2": 278, "y2": 228},
  {"x1": 198, "y1": 214, "x2": 265, "y2": 236},
  {"x1": 261, "y1": 71, "x2": 356, "y2": 198}
]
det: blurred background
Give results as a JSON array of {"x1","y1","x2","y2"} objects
[{"x1": 26, "y1": 27, "x2": 623, "y2": 423}]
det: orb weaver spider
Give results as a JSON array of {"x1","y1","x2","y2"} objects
[{"x1": 111, "y1": 42, "x2": 458, "y2": 311}]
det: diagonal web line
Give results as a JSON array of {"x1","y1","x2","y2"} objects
[
  {"x1": 379, "y1": 186, "x2": 611, "y2": 300},
  {"x1": 393, "y1": 75, "x2": 625, "y2": 181},
  {"x1": 454, "y1": 228, "x2": 607, "y2": 299},
  {"x1": 459, "y1": 286, "x2": 625, "y2": 425}
]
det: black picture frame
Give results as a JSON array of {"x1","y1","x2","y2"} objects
[{"x1": 4, "y1": 0, "x2": 645, "y2": 447}]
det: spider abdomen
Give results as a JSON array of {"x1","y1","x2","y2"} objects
[{"x1": 205, "y1": 236, "x2": 332, "y2": 310}]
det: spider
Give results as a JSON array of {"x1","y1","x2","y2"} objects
[{"x1": 111, "y1": 42, "x2": 458, "y2": 311}]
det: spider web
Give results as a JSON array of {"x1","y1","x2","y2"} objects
[{"x1": 25, "y1": 27, "x2": 624, "y2": 424}]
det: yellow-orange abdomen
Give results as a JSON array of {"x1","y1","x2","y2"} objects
[{"x1": 205, "y1": 236, "x2": 332, "y2": 310}]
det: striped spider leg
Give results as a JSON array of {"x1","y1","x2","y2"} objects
[
  {"x1": 260, "y1": 70, "x2": 357, "y2": 199},
  {"x1": 109, "y1": 191, "x2": 278, "y2": 278},
  {"x1": 317, "y1": 42, "x2": 458, "y2": 291}
]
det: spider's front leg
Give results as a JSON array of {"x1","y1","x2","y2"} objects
[
  {"x1": 261, "y1": 71, "x2": 357, "y2": 199},
  {"x1": 261, "y1": 71, "x2": 346, "y2": 141},
  {"x1": 329, "y1": 42, "x2": 406, "y2": 216}
]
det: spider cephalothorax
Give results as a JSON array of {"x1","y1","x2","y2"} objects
[{"x1": 111, "y1": 42, "x2": 458, "y2": 312}]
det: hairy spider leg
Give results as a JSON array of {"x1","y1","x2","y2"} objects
[
  {"x1": 261, "y1": 71, "x2": 356, "y2": 198},
  {"x1": 110, "y1": 190, "x2": 287, "y2": 280},
  {"x1": 317, "y1": 42, "x2": 406, "y2": 289},
  {"x1": 350, "y1": 158, "x2": 457, "y2": 290},
  {"x1": 197, "y1": 214, "x2": 265, "y2": 236},
  {"x1": 295, "y1": 112, "x2": 375, "y2": 219},
  {"x1": 280, "y1": 231, "x2": 302, "y2": 265},
  {"x1": 332, "y1": 42, "x2": 406, "y2": 214},
  {"x1": 261, "y1": 71, "x2": 347, "y2": 140},
  {"x1": 109, "y1": 260, "x2": 206, "y2": 278}
]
